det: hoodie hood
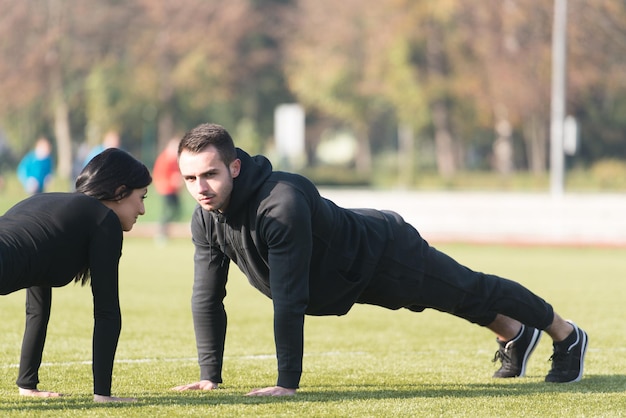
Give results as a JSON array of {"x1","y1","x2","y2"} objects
[{"x1": 225, "y1": 148, "x2": 273, "y2": 217}]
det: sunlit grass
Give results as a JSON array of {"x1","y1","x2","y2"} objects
[{"x1": 1, "y1": 239, "x2": 625, "y2": 416}]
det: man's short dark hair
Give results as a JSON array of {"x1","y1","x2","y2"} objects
[{"x1": 178, "y1": 123, "x2": 237, "y2": 165}]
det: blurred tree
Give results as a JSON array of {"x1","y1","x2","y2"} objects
[
  {"x1": 567, "y1": 0, "x2": 626, "y2": 163},
  {"x1": 460, "y1": 0, "x2": 554, "y2": 174},
  {"x1": 238, "y1": 0, "x2": 296, "y2": 140},
  {"x1": 0, "y1": 0, "x2": 139, "y2": 182},
  {"x1": 424, "y1": 1, "x2": 460, "y2": 177},
  {"x1": 377, "y1": 37, "x2": 430, "y2": 185},
  {"x1": 129, "y1": 0, "x2": 246, "y2": 150},
  {"x1": 285, "y1": 0, "x2": 469, "y2": 178},
  {"x1": 0, "y1": 0, "x2": 71, "y2": 179},
  {"x1": 284, "y1": 0, "x2": 400, "y2": 175},
  {"x1": 1, "y1": 0, "x2": 626, "y2": 186},
  {"x1": 80, "y1": 2, "x2": 141, "y2": 148}
]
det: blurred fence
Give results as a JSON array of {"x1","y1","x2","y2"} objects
[
  {"x1": 128, "y1": 190, "x2": 626, "y2": 247},
  {"x1": 321, "y1": 189, "x2": 626, "y2": 247}
]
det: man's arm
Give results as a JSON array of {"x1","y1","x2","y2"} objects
[
  {"x1": 262, "y1": 187, "x2": 315, "y2": 393},
  {"x1": 173, "y1": 209, "x2": 229, "y2": 390},
  {"x1": 191, "y1": 244, "x2": 229, "y2": 384}
]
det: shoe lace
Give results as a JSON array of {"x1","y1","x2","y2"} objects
[
  {"x1": 492, "y1": 341, "x2": 513, "y2": 364},
  {"x1": 548, "y1": 349, "x2": 570, "y2": 370}
]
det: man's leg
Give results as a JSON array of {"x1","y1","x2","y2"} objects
[
  {"x1": 422, "y1": 246, "x2": 589, "y2": 383},
  {"x1": 487, "y1": 313, "x2": 574, "y2": 378},
  {"x1": 488, "y1": 313, "x2": 573, "y2": 342},
  {"x1": 359, "y1": 215, "x2": 588, "y2": 382}
]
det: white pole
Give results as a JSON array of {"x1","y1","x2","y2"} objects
[{"x1": 550, "y1": 0, "x2": 568, "y2": 197}]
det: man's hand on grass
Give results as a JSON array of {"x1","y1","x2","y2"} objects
[
  {"x1": 171, "y1": 380, "x2": 219, "y2": 391},
  {"x1": 93, "y1": 394, "x2": 137, "y2": 403},
  {"x1": 246, "y1": 386, "x2": 297, "y2": 396}
]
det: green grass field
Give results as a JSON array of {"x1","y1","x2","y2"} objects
[{"x1": 1, "y1": 238, "x2": 625, "y2": 417}]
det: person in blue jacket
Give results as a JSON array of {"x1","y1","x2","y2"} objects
[
  {"x1": 172, "y1": 123, "x2": 588, "y2": 397},
  {"x1": 1, "y1": 148, "x2": 151, "y2": 402},
  {"x1": 17, "y1": 136, "x2": 53, "y2": 194}
]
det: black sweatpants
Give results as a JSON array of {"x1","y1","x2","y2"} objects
[{"x1": 356, "y1": 211, "x2": 555, "y2": 330}]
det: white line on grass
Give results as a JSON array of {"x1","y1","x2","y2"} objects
[
  {"x1": 3, "y1": 346, "x2": 613, "y2": 369},
  {"x1": 2, "y1": 351, "x2": 367, "y2": 369}
]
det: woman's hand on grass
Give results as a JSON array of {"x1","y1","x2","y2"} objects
[
  {"x1": 93, "y1": 394, "x2": 137, "y2": 403},
  {"x1": 18, "y1": 387, "x2": 63, "y2": 398},
  {"x1": 171, "y1": 380, "x2": 219, "y2": 391}
]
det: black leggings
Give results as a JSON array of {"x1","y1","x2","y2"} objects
[{"x1": 15, "y1": 287, "x2": 51, "y2": 389}]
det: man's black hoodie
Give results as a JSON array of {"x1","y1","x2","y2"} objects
[{"x1": 190, "y1": 148, "x2": 399, "y2": 389}]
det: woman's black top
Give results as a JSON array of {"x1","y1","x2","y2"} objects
[{"x1": 0, "y1": 192, "x2": 123, "y2": 396}]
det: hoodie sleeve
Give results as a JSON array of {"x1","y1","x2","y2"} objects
[
  {"x1": 260, "y1": 184, "x2": 313, "y2": 389},
  {"x1": 190, "y1": 207, "x2": 229, "y2": 383}
]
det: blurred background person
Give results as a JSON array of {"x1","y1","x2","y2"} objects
[
  {"x1": 72, "y1": 130, "x2": 122, "y2": 183},
  {"x1": 17, "y1": 137, "x2": 53, "y2": 194},
  {"x1": 152, "y1": 137, "x2": 183, "y2": 242},
  {"x1": 82, "y1": 130, "x2": 120, "y2": 168},
  {"x1": 0, "y1": 131, "x2": 14, "y2": 193}
]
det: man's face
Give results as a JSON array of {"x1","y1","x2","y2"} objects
[{"x1": 178, "y1": 145, "x2": 241, "y2": 212}]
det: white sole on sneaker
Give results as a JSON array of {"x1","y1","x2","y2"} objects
[
  {"x1": 565, "y1": 320, "x2": 588, "y2": 383},
  {"x1": 519, "y1": 327, "x2": 542, "y2": 377}
]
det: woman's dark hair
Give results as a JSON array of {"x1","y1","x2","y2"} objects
[
  {"x1": 76, "y1": 148, "x2": 152, "y2": 200},
  {"x1": 178, "y1": 123, "x2": 237, "y2": 165},
  {"x1": 73, "y1": 148, "x2": 152, "y2": 284}
]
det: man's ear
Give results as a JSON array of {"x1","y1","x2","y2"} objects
[{"x1": 230, "y1": 159, "x2": 241, "y2": 178}]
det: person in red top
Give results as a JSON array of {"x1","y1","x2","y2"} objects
[{"x1": 152, "y1": 137, "x2": 183, "y2": 240}]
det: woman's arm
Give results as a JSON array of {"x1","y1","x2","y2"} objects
[{"x1": 89, "y1": 213, "x2": 124, "y2": 397}]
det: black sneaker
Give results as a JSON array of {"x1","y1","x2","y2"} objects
[
  {"x1": 545, "y1": 321, "x2": 588, "y2": 383},
  {"x1": 492, "y1": 324, "x2": 542, "y2": 378}
]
